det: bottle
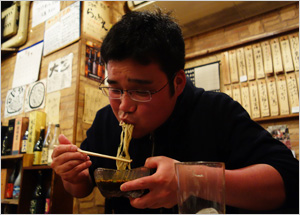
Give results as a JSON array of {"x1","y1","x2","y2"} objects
[
  {"x1": 29, "y1": 171, "x2": 46, "y2": 214},
  {"x1": 41, "y1": 123, "x2": 53, "y2": 165},
  {"x1": 33, "y1": 127, "x2": 45, "y2": 165},
  {"x1": 5, "y1": 165, "x2": 17, "y2": 199},
  {"x1": 48, "y1": 124, "x2": 60, "y2": 165},
  {"x1": 1, "y1": 131, "x2": 9, "y2": 155},
  {"x1": 20, "y1": 128, "x2": 29, "y2": 154},
  {"x1": 44, "y1": 186, "x2": 51, "y2": 214},
  {"x1": 13, "y1": 161, "x2": 22, "y2": 199},
  {"x1": 87, "y1": 48, "x2": 93, "y2": 74},
  {"x1": 92, "y1": 50, "x2": 98, "y2": 75},
  {"x1": 97, "y1": 55, "x2": 105, "y2": 81}
]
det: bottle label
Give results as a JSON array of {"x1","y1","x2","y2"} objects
[
  {"x1": 5, "y1": 183, "x2": 14, "y2": 199},
  {"x1": 41, "y1": 148, "x2": 49, "y2": 165},
  {"x1": 21, "y1": 140, "x2": 27, "y2": 153},
  {"x1": 45, "y1": 198, "x2": 50, "y2": 214},
  {"x1": 13, "y1": 186, "x2": 20, "y2": 199},
  {"x1": 48, "y1": 149, "x2": 53, "y2": 165},
  {"x1": 29, "y1": 199, "x2": 38, "y2": 214},
  {"x1": 33, "y1": 151, "x2": 42, "y2": 165}
]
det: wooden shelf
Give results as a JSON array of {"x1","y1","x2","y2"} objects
[
  {"x1": 23, "y1": 165, "x2": 52, "y2": 170},
  {"x1": 1, "y1": 154, "x2": 23, "y2": 160},
  {"x1": 253, "y1": 113, "x2": 299, "y2": 123},
  {"x1": 1, "y1": 199, "x2": 19, "y2": 205}
]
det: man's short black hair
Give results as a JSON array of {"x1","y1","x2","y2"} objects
[{"x1": 100, "y1": 9, "x2": 185, "y2": 95}]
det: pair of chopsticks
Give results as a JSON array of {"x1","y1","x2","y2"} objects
[
  {"x1": 54, "y1": 145, "x2": 132, "y2": 163},
  {"x1": 77, "y1": 148, "x2": 132, "y2": 163}
]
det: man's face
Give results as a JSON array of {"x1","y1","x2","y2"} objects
[{"x1": 106, "y1": 59, "x2": 179, "y2": 138}]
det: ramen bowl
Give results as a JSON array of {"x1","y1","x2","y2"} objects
[{"x1": 94, "y1": 167, "x2": 151, "y2": 198}]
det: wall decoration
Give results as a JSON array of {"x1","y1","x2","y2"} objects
[
  {"x1": 45, "y1": 91, "x2": 61, "y2": 124},
  {"x1": 85, "y1": 41, "x2": 106, "y2": 82},
  {"x1": 4, "y1": 86, "x2": 26, "y2": 118},
  {"x1": 47, "y1": 53, "x2": 73, "y2": 93},
  {"x1": 12, "y1": 41, "x2": 44, "y2": 88},
  {"x1": 43, "y1": 1, "x2": 80, "y2": 56},
  {"x1": 185, "y1": 62, "x2": 220, "y2": 92},
  {"x1": 82, "y1": 1, "x2": 111, "y2": 42},
  {"x1": 32, "y1": 1, "x2": 60, "y2": 28},
  {"x1": 24, "y1": 79, "x2": 46, "y2": 112}
]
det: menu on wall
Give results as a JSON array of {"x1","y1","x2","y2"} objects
[
  {"x1": 236, "y1": 48, "x2": 247, "y2": 82},
  {"x1": 270, "y1": 38, "x2": 284, "y2": 75},
  {"x1": 32, "y1": 1, "x2": 60, "y2": 28},
  {"x1": 280, "y1": 36, "x2": 294, "y2": 73},
  {"x1": 257, "y1": 79, "x2": 270, "y2": 117},
  {"x1": 244, "y1": 45, "x2": 255, "y2": 80},
  {"x1": 286, "y1": 73, "x2": 299, "y2": 113},
  {"x1": 43, "y1": 1, "x2": 80, "y2": 56},
  {"x1": 266, "y1": 77, "x2": 279, "y2": 116},
  {"x1": 249, "y1": 81, "x2": 260, "y2": 119},
  {"x1": 229, "y1": 50, "x2": 239, "y2": 83},
  {"x1": 288, "y1": 33, "x2": 299, "y2": 71},
  {"x1": 253, "y1": 44, "x2": 265, "y2": 79},
  {"x1": 276, "y1": 75, "x2": 290, "y2": 115},
  {"x1": 82, "y1": 1, "x2": 111, "y2": 42},
  {"x1": 12, "y1": 41, "x2": 44, "y2": 88},
  {"x1": 241, "y1": 83, "x2": 252, "y2": 117},
  {"x1": 261, "y1": 41, "x2": 273, "y2": 76}
]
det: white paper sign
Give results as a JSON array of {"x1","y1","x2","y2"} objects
[
  {"x1": 43, "y1": 1, "x2": 80, "y2": 56},
  {"x1": 32, "y1": 1, "x2": 60, "y2": 28},
  {"x1": 194, "y1": 62, "x2": 220, "y2": 92},
  {"x1": 12, "y1": 41, "x2": 44, "y2": 88},
  {"x1": 4, "y1": 86, "x2": 26, "y2": 118},
  {"x1": 24, "y1": 79, "x2": 47, "y2": 112},
  {"x1": 47, "y1": 53, "x2": 73, "y2": 93}
]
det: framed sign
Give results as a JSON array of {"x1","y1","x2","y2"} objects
[
  {"x1": 43, "y1": 1, "x2": 80, "y2": 56},
  {"x1": 185, "y1": 62, "x2": 220, "y2": 92}
]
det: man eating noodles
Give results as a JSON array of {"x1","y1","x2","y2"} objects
[{"x1": 51, "y1": 9, "x2": 299, "y2": 214}]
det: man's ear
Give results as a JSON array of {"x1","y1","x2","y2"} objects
[{"x1": 174, "y1": 69, "x2": 186, "y2": 96}]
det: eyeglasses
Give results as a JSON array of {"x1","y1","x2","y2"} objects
[{"x1": 99, "y1": 82, "x2": 169, "y2": 102}]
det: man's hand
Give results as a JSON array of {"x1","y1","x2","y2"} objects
[
  {"x1": 50, "y1": 134, "x2": 93, "y2": 197},
  {"x1": 120, "y1": 156, "x2": 179, "y2": 209}
]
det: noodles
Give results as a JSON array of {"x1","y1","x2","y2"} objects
[{"x1": 116, "y1": 122, "x2": 134, "y2": 170}]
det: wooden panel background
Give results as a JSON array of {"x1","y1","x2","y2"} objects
[{"x1": 184, "y1": 3, "x2": 299, "y2": 158}]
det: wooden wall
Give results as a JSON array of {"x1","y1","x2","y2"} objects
[{"x1": 184, "y1": 3, "x2": 299, "y2": 158}]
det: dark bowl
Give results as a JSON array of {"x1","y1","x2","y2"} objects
[{"x1": 94, "y1": 167, "x2": 150, "y2": 198}]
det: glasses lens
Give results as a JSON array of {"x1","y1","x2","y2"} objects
[
  {"x1": 108, "y1": 88, "x2": 122, "y2": 98},
  {"x1": 130, "y1": 90, "x2": 151, "y2": 102},
  {"x1": 101, "y1": 88, "x2": 109, "y2": 97}
]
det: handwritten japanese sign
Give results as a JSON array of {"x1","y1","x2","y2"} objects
[
  {"x1": 12, "y1": 41, "x2": 44, "y2": 88},
  {"x1": 82, "y1": 1, "x2": 111, "y2": 42},
  {"x1": 47, "y1": 53, "x2": 73, "y2": 93},
  {"x1": 24, "y1": 79, "x2": 46, "y2": 112},
  {"x1": 5, "y1": 86, "x2": 26, "y2": 118},
  {"x1": 32, "y1": 1, "x2": 60, "y2": 28},
  {"x1": 43, "y1": 1, "x2": 80, "y2": 56}
]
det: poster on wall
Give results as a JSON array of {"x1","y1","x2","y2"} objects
[
  {"x1": 47, "y1": 53, "x2": 73, "y2": 93},
  {"x1": 4, "y1": 86, "x2": 26, "y2": 118},
  {"x1": 85, "y1": 41, "x2": 106, "y2": 83},
  {"x1": 82, "y1": 1, "x2": 111, "y2": 42},
  {"x1": 43, "y1": 1, "x2": 80, "y2": 56},
  {"x1": 24, "y1": 79, "x2": 47, "y2": 112},
  {"x1": 32, "y1": 1, "x2": 60, "y2": 28},
  {"x1": 12, "y1": 41, "x2": 44, "y2": 88},
  {"x1": 185, "y1": 62, "x2": 220, "y2": 92}
]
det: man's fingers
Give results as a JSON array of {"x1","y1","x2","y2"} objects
[{"x1": 58, "y1": 134, "x2": 72, "y2": 145}]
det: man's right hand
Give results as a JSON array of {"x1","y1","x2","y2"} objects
[{"x1": 50, "y1": 134, "x2": 93, "y2": 197}]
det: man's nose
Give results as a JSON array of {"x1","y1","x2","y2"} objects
[{"x1": 119, "y1": 92, "x2": 137, "y2": 113}]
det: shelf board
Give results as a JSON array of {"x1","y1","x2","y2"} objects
[
  {"x1": 253, "y1": 113, "x2": 299, "y2": 123},
  {"x1": 1, "y1": 199, "x2": 19, "y2": 205},
  {"x1": 23, "y1": 165, "x2": 52, "y2": 170},
  {"x1": 1, "y1": 154, "x2": 23, "y2": 160}
]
